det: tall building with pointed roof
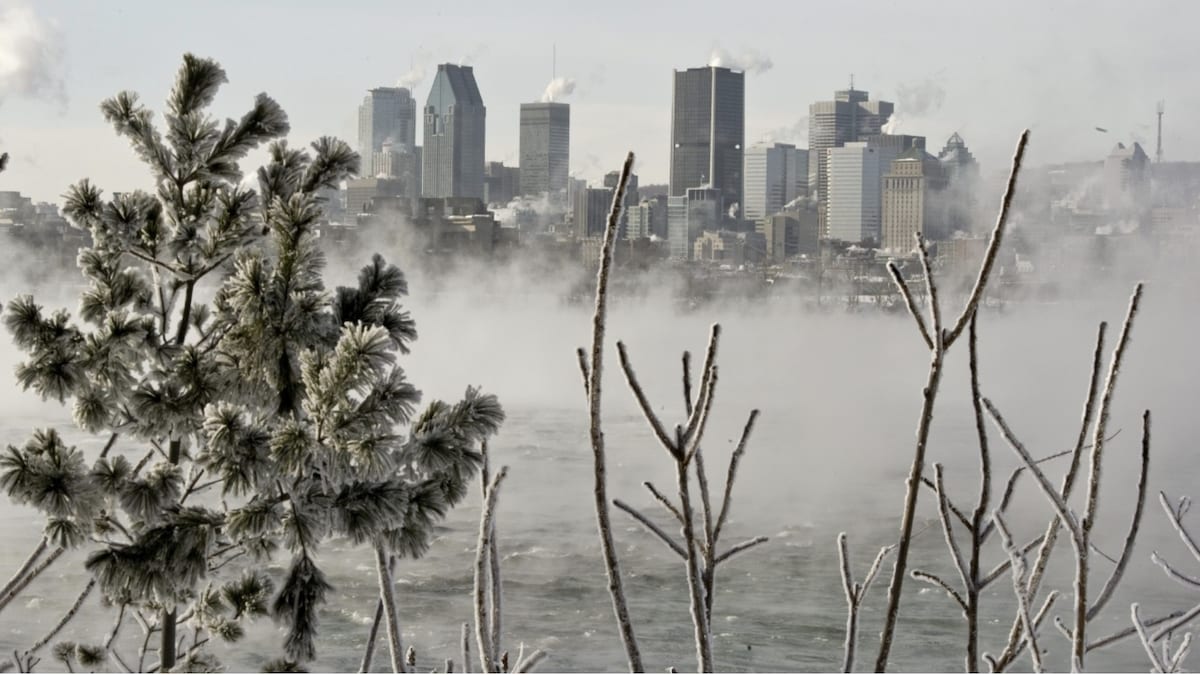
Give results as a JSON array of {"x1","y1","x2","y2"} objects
[
  {"x1": 422, "y1": 64, "x2": 486, "y2": 200},
  {"x1": 1104, "y1": 141, "x2": 1149, "y2": 211},
  {"x1": 938, "y1": 133, "x2": 980, "y2": 233}
]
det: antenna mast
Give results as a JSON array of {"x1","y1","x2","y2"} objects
[{"x1": 1156, "y1": 100, "x2": 1164, "y2": 163}]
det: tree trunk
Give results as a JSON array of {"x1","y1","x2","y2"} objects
[{"x1": 374, "y1": 543, "x2": 405, "y2": 673}]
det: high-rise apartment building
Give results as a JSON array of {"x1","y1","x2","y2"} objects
[
  {"x1": 808, "y1": 87, "x2": 893, "y2": 205},
  {"x1": 668, "y1": 186, "x2": 723, "y2": 259},
  {"x1": 825, "y1": 142, "x2": 882, "y2": 243},
  {"x1": 358, "y1": 87, "x2": 418, "y2": 161},
  {"x1": 744, "y1": 142, "x2": 808, "y2": 221},
  {"x1": 670, "y1": 66, "x2": 745, "y2": 213},
  {"x1": 519, "y1": 102, "x2": 570, "y2": 199},
  {"x1": 574, "y1": 187, "x2": 615, "y2": 238},
  {"x1": 881, "y1": 149, "x2": 948, "y2": 252},
  {"x1": 422, "y1": 64, "x2": 486, "y2": 200}
]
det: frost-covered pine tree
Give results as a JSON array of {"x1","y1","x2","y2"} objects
[{"x1": 1, "y1": 54, "x2": 501, "y2": 673}]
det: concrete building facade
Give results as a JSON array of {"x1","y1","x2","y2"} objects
[
  {"x1": 358, "y1": 87, "x2": 417, "y2": 161},
  {"x1": 881, "y1": 149, "x2": 949, "y2": 252},
  {"x1": 825, "y1": 142, "x2": 882, "y2": 243},
  {"x1": 807, "y1": 87, "x2": 893, "y2": 205},
  {"x1": 668, "y1": 186, "x2": 722, "y2": 260},
  {"x1": 744, "y1": 142, "x2": 808, "y2": 221},
  {"x1": 519, "y1": 102, "x2": 570, "y2": 199},
  {"x1": 422, "y1": 64, "x2": 486, "y2": 200}
]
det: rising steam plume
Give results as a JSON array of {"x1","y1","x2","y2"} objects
[{"x1": 0, "y1": 1, "x2": 66, "y2": 106}]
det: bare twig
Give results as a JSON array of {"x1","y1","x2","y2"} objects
[
  {"x1": 642, "y1": 482, "x2": 684, "y2": 525},
  {"x1": 837, "y1": 534, "x2": 894, "y2": 673},
  {"x1": 714, "y1": 537, "x2": 769, "y2": 564},
  {"x1": 713, "y1": 410, "x2": 759, "y2": 545},
  {"x1": 886, "y1": 262, "x2": 933, "y2": 351},
  {"x1": 27, "y1": 579, "x2": 96, "y2": 655},
  {"x1": 992, "y1": 513, "x2": 1044, "y2": 673},
  {"x1": 580, "y1": 150, "x2": 643, "y2": 673},
  {"x1": 475, "y1": 467, "x2": 508, "y2": 673},
  {"x1": 614, "y1": 500, "x2": 686, "y2": 559},
  {"x1": 617, "y1": 342, "x2": 680, "y2": 458}
]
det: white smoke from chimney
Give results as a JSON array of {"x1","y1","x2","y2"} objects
[
  {"x1": 882, "y1": 113, "x2": 901, "y2": 135},
  {"x1": 397, "y1": 65, "x2": 425, "y2": 91},
  {"x1": 0, "y1": 1, "x2": 66, "y2": 106},
  {"x1": 540, "y1": 77, "x2": 576, "y2": 103},
  {"x1": 728, "y1": 202, "x2": 740, "y2": 219},
  {"x1": 707, "y1": 46, "x2": 773, "y2": 75}
]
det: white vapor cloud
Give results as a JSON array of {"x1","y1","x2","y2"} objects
[
  {"x1": 397, "y1": 50, "x2": 431, "y2": 91},
  {"x1": 882, "y1": 113, "x2": 901, "y2": 134},
  {"x1": 0, "y1": 1, "x2": 65, "y2": 107},
  {"x1": 540, "y1": 77, "x2": 576, "y2": 103},
  {"x1": 894, "y1": 76, "x2": 946, "y2": 117},
  {"x1": 707, "y1": 46, "x2": 773, "y2": 75}
]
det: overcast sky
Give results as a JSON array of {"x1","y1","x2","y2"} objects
[{"x1": 1, "y1": 0, "x2": 1197, "y2": 203}]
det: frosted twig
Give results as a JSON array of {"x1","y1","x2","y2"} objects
[
  {"x1": 715, "y1": 537, "x2": 769, "y2": 564},
  {"x1": 919, "y1": 478, "x2": 972, "y2": 529},
  {"x1": 837, "y1": 533, "x2": 894, "y2": 673},
  {"x1": 979, "y1": 534, "x2": 1046, "y2": 589},
  {"x1": 886, "y1": 261, "x2": 933, "y2": 351},
  {"x1": 642, "y1": 482, "x2": 684, "y2": 525},
  {"x1": 0, "y1": 538, "x2": 48, "y2": 604},
  {"x1": 1087, "y1": 410, "x2": 1150, "y2": 620},
  {"x1": 713, "y1": 410, "x2": 760, "y2": 544},
  {"x1": 26, "y1": 578, "x2": 96, "y2": 655},
  {"x1": 682, "y1": 325, "x2": 721, "y2": 447},
  {"x1": 480, "y1": 442, "x2": 502, "y2": 666},
  {"x1": 991, "y1": 322, "x2": 1108, "y2": 672},
  {"x1": 0, "y1": 546, "x2": 65, "y2": 613},
  {"x1": 1152, "y1": 552, "x2": 1200, "y2": 589},
  {"x1": 613, "y1": 499, "x2": 686, "y2": 559},
  {"x1": 986, "y1": 449, "x2": 1074, "y2": 539},
  {"x1": 461, "y1": 622, "x2": 471, "y2": 675},
  {"x1": 675, "y1": 446, "x2": 713, "y2": 672},
  {"x1": 983, "y1": 398, "x2": 1081, "y2": 545},
  {"x1": 933, "y1": 464, "x2": 972, "y2": 592},
  {"x1": 1133, "y1": 604, "x2": 1171, "y2": 673},
  {"x1": 943, "y1": 129, "x2": 1030, "y2": 348},
  {"x1": 375, "y1": 543, "x2": 407, "y2": 673},
  {"x1": 617, "y1": 341, "x2": 680, "y2": 458},
  {"x1": 1160, "y1": 492, "x2": 1200, "y2": 563},
  {"x1": 515, "y1": 650, "x2": 547, "y2": 673},
  {"x1": 474, "y1": 466, "x2": 508, "y2": 673},
  {"x1": 911, "y1": 570, "x2": 967, "y2": 611},
  {"x1": 580, "y1": 150, "x2": 643, "y2": 673},
  {"x1": 915, "y1": 233, "x2": 942, "y2": 346},
  {"x1": 992, "y1": 512, "x2": 1044, "y2": 672}
]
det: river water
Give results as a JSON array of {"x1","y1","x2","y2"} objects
[{"x1": 1, "y1": 282, "x2": 1198, "y2": 672}]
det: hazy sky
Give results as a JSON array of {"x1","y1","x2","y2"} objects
[{"x1": 1, "y1": 0, "x2": 1197, "y2": 203}]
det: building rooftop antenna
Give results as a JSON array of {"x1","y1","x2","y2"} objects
[
  {"x1": 849, "y1": 73, "x2": 855, "y2": 91},
  {"x1": 1156, "y1": 100, "x2": 1164, "y2": 163}
]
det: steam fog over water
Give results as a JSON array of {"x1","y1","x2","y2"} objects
[{"x1": 0, "y1": 261, "x2": 1197, "y2": 672}]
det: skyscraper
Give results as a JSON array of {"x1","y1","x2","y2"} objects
[
  {"x1": 422, "y1": 64, "x2": 486, "y2": 200},
  {"x1": 743, "y1": 142, "x2": 808, "y2": 221},
  {"x1": 574, "y1": 187, "x2": 615, "y2": 238},
  {"x1": 519, "y1": 102, "x2": 570, "y2": 199},
  {"x1": 882, "y1": 148, "x2": 948, "y2": 252},
  {"x1": 938, "y1": 133, "x2": 980, "y2": 233},
  {"x1": 808, "y1": 86, "x2": 893, "y2": 205},
  {"x1": 825, "y1": 142, "x2": 882, "y2": 243},
  {"x1": 670, "y1": 66, "x2": 745, "y2": 214},
  {"x1": 358, "y1": 87, "x2": 417, "y2": 161},
  {"x1": 667, "y1": 186, "x2": 723, "y2": 260}
]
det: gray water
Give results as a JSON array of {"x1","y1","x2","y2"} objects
[{"x1": 1, "y1": 283, "x2": 1198, "y2": 672}]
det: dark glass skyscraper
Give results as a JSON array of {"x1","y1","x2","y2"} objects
[
  {"x1": 519, "y1": 102, "x2": 570, "y2": 199},
  {"x1": 669, "y1": 66, "x2": 745, "y2": 215},
  {"x1": 422, "y1": 64, "x2": 486, "y2": 200}
]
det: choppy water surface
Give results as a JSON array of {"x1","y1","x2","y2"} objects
[{"x1": 1, "y1": 286, "x2": 1197, "y2": 672}]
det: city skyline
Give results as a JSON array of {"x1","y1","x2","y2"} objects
[{"x1": 1, "y1": 1, "x2": 1197, "y2": 204}]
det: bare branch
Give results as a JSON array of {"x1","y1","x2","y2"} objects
[
  {"x1": 915, "y1": 233, "x2": 943, "y2": 345},
  {"x1": 1087, "y1": 410, "x2": 1150, "y2": 620},
  {"x1": 713, "y1": 409, "x2": 759, "y2": 544},
  {"x1": 910, "y1": 570, "x2": 967, "y2": 612},
  {"x1": 943, "y1": 128, "x2": 1030, "y2": 347},
  {"x1": 886, "y1": 261, "x2": 934, "y2": 350},
  {"x1": 474, "y1": 467, "x2": 508, "y2": 673},
  {"x1": 933, "y1": 464, "x2": 972, "y2": 592},
  {"x1": 642, "y1": 482, "x2": 684, "y2": 525},
  {"x1": 617, "y1": 341, "x2": 680, "y2": 459},
  {"x1": 613, "y1": 499, "x2": 686, "y2": 559},
  {"x1": 715, "y1": 536, "x2": 769, "y2": 564},
  {"x1": 582, "y1": 150, "x2": 644, "y2": 673},
  {"x1": 576, "y1": 348, "x2": 589, "y2": 398}
]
